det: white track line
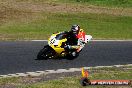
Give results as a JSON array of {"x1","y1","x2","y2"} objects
[
  {"x1": 0, "y1": 64, "x2": 132, "y2": 78},
  {"x1": 31, "y1": 40, "x2": 48, "y2": 41},
  {"x1": 31, "y1": 40, "x2": 132, "y2": 42},
  {"x1": 92, "y1": 40, "x2": 132, "y2": 42}
]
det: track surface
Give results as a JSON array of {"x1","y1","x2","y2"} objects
[{"x1": 0, "y1": 41, "x2": 132, "y2": 75}]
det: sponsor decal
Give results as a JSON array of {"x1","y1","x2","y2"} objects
[
  {"x1": 80, "y1": 67, "x2": 131, "y2": 86},
  {"x1": 90, "y1": 80, "x2": 130, "y2": 85}
]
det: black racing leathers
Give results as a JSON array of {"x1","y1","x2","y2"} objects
[
  {"x1": 61, "y1": 31, "x2": 79, "y2": 52},
  {"x1": 64, "y1": 31, "x2": 78, "y2": 45}
]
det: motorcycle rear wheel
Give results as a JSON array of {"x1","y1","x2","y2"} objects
[{"x1": 66, "y1": 51, "x2": 79, "y2": 60}]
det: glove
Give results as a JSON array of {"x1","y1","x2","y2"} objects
[
  {"x1": 78, "y1": 39, "x2": 85, "y2": 46},
  {"x1": 64, "y1": 45, "x2": 72, "y2": 50}
]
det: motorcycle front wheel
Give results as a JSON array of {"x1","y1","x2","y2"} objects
[{"x1": 37, "y1": 45, "x2": 55, "y2": 60}]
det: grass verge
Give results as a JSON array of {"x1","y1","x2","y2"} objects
[
  {"x1": 57, "y1": 0, "x2": 132, "y2": 8},
  {"x1": 0, "y1": 0, "x2": 132, "y2": 40},
  {"x1": 11, "y1": 0, "x2": 132, "y2": 8},
  {"x1": 0, "y1": 66, "x2": 132, "y2": 88},
  {"x1": 0, "y1": 12, "x2": 132, "y2": 40}
]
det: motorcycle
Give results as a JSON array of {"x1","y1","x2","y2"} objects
[{"x1": 37, "y1": 32, "x2": 92, "y2": 60}]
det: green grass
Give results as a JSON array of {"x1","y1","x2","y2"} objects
[
  {"x1": 0, "y1": 66, "x2": 131, "y2": 88},
  {"x1": 0, "y1": 0, "x2": 132, "y2": 40},
  {"x1": 59, "y1": 0, "x2": 132, "y2": 8},
  {"x1": 0, "y1": 12, "x2": 132, "y2": 40},
  {"x1": 18, "y1": 68, "x2": 132, "y2": 88},
  {"x1": 17, "y1": 0, "x2": 132, "y2": 8},
  {"x1": 0, "y1": 77, "x2": 20, "y2": 85}
]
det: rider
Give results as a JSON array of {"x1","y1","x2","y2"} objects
[{"x1": 64, "y1": 24, "x2": 86, "y2": 53}]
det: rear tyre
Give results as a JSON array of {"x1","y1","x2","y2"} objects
[{"x1": 66, "y1": 52, "x2": 79, "y2": 60}]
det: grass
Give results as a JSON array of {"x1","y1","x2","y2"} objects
[
  {"x1": 0, "y1": 12, "x2": 132, "y2": 40},
  {"x1": 0, "y1": 66, "x2": 130, "y2": 88},
  {"x1": 58, "y1": 0, "x2": 132, "y2": 8},
  {"x1": 0, "y1": 77, "x2": 20, "y2": 87},
  {"x1": 14, "y1": 0, "x2": 132, "y2": 8},
  {"x1": 23, "y1": 75, "x2": 132, "y2": 88},
  {"x1": 0, "y1": 0, "x2": 132, "y2": 40}
]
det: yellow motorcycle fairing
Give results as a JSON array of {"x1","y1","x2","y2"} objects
[{"x1": 48, "y1": 33, "x2": 67, "y2": 54}]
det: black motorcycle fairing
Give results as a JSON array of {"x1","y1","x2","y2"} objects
[{"x1": 37, "y1": 45, "x2": 56, "y2": 60}]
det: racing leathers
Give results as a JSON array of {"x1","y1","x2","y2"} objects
[{"x1": 64, "y1": 29, "x2": 86, "y2": 53}]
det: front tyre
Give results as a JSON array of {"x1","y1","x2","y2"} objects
[{"x1": 37, "y1": 45, "x2": 55, "y2": 60}]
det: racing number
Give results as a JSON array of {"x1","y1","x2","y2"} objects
[{"x1": 50, "y1": 38, "x2": 56, "y2": 44}]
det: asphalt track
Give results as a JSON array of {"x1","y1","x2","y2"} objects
[{"x1": 0, "y1": 41, "x2": 132, "y2": 75}]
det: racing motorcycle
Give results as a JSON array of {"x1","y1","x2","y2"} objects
[{"x1": 37, "y1": 32, "x2": 92, "y2": 60}]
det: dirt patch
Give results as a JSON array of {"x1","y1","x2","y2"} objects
[
  {"x1": 0, "y1": 2, "x2": 41, "y2": 25},
  {"x1": 0, "y1": 1, "x2": 131, "y2": 24},
  {"x1": 1, "y1": 1, "x2": 131, "y2": 16}
]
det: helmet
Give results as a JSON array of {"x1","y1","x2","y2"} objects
[{"x1": 71, "y1": 24, "x2": 80, "y2": 34}]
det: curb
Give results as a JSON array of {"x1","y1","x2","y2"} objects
[{"x1": 0, "y1": 64, "x2": 132, "y2": 78}]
